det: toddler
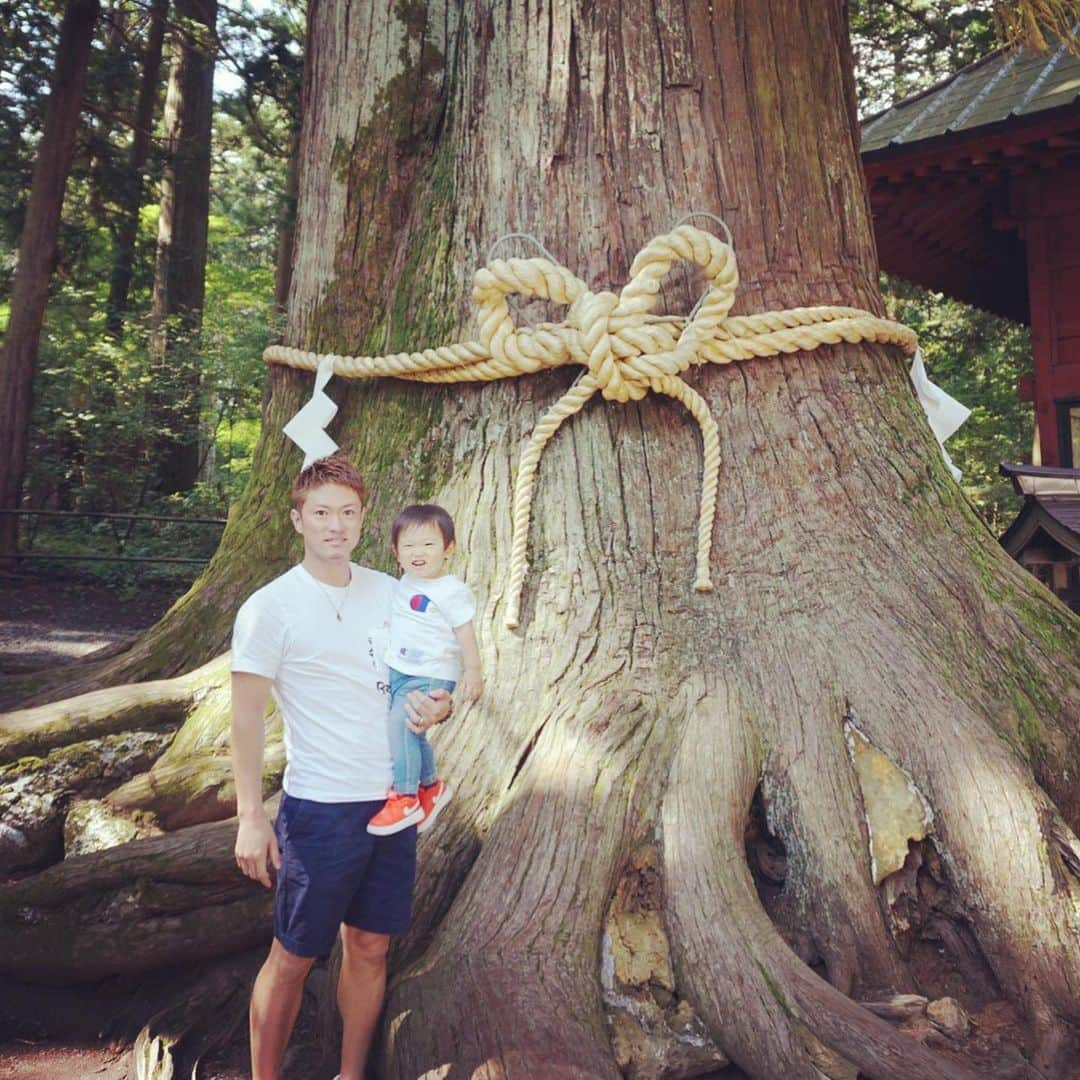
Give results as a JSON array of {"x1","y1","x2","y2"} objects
[{"x1": 367, "y1": 504, "x2": 482, "y2": 835}]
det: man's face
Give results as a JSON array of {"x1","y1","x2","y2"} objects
[{"x1": 290, "y1": 483, "x2": 365, "y2": 563}]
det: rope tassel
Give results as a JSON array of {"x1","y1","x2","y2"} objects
[{"x1": 268, "y1": 225, "x2": 922, "y2": 629}]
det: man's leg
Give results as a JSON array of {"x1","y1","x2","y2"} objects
[
  {"x1": 250, "y1": 938, "x2": 316, "y2": 1080},
  {"x1": 337, "y1": 926, "x2": 390, "y2": 1080}
]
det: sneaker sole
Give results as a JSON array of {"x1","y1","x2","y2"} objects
[
  {"x1": 367, "y1": 808, "x2": 424, "y2": 836},
  {"x1": 417, "y1": 785, "x2": 453, "y2": 834}
]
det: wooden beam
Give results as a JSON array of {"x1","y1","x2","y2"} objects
[{"x1": 863, "y1": 109, "x2": 1080, "y2": 183}]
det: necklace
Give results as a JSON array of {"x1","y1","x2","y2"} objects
[{"x1": 311, "y1": 568, "x2": 351, "y2": 621}]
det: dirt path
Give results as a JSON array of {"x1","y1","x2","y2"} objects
[
  {"x1": 0, "y1": 573, "x2": 186, "y2": 674},
  {"x1": 0, "y1": 1040, "x2": 133, "y2": 1079}
]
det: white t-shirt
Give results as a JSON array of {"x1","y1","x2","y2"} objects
[
  {"x1": 384, "y1": 573, "x2": 476, "y2": 681},
  {"x1": 231, "y1": 563, "x2": 394, "y2": 802}
]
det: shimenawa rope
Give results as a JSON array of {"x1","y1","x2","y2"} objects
[{"x1": 265, "y1": 225, "x2": 918, "y2": 628}]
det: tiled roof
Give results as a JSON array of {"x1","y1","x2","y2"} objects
[
  {"x1": 861, "y1": 42, "x2": 1080, "y2": 154},
  {"x1": 1042, "y1": 497, "x2": 1080, "y2": 535}
]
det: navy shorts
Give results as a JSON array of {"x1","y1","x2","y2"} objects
[{"x1": 273, "y1": 793, "x2": 417, "y2": 958}]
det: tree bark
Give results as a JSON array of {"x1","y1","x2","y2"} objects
[
  {"x1": 2, "y1": 1, "x2": 1079, "y2": 1076},
  {"x1": 148, "y1": 0, "x2": 217, "y2": 494},
  {"x1": 105, "y1": 0, "x2": 168, "y2": 340},
  {"x1": 273, "y1": 124, "x2": 300, "y2": 314},
  {"x1": 0, "y1": 0, "x2": 100, "y2": 566},
  {"x1": 0, "y1": 805, "x2": 275, "y2": 983}
]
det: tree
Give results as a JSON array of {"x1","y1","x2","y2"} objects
[
  {"x1": 0, "y1": 0, "x2": 100, "y2": 565},
  {"x1": 148, "y1": 0, "x2": 216, "y2": 494},
  {"x1": 848, "y1": 0, "x2": 996, "y2": 112},
  {"x1": 2, "y1": 2, "x2": 1079, "y2": 1078},
  {"x1": 105, "y1": 0, "x2": 168, "y2": 340},
  {"x1": 214, "y1": 0, "x2": 303, "y2": 311}
]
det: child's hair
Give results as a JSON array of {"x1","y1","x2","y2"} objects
[
  {"x1": 391, "y1": 504, "x2": 456, "y2": 548},
  {"x1": 291, "y1": 452, "x2": 366, "y2": 510}
]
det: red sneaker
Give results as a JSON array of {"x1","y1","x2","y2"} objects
[
  {"x1": 367, "y1": 792, "x2": 423, "y2": 835},
  {"x1": 417, "y1": 780, "x2": 452, "y2": 834}
]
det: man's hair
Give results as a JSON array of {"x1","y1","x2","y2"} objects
[
  {"x1": 391, "y1": 504, "x2": 456, "y2": 548},
  {"x1": 291, "y1": 452, "x2": 366, "y2": 510}
]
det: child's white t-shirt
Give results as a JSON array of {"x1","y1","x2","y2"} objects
[
  {"x1": 385, "y1": 572, "x2": 476, "y2": 682},
  {"x1": 231, "y1": 563, "x2": 394, "y2": 802}
]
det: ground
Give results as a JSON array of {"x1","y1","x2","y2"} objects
[{"x1": 0, "y1": 572, "x2": 186, "y2": 673}]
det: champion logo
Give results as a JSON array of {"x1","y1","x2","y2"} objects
[{"x1": 409, "y1": 594, "x2": 432, "y2": 612}]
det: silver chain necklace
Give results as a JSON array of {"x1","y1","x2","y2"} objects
[{"x1": 312, "y1": 569, "x2": 351, "y2": 621}]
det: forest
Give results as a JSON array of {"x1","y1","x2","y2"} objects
[{"x1": 1, "y1": 1, "x2": 1078, "y2": 1078}]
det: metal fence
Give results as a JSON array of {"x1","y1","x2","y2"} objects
[{"x1": 1, "y1": 508, "x2": 227, "y2": 565}]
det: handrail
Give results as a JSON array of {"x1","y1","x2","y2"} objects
[{"x1": 0, "y1": 508, "x2": 227, "y2": 526}]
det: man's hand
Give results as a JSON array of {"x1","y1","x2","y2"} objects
[
  {"x1": 405, "y1": 686, "x2": 452, "y2": 734},
  {"x1": 458, "y1": 668, "x2": 484, "y2": 703},
  {"x1": 235, "y1": 808, "x2": 280, "y2": 889}
]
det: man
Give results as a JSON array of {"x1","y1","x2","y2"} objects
[{"x1": 230, "y1": 453, "x2": 452, "y2": 1080}]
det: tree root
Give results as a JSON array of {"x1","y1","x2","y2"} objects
[
  {"x1": 132, "y1": 948, "x2": 263, "y2": 1080},
  {"x1": 102, "y1": 655, "x2": 284, "y2": 830},
  {"x1": 0, "y1": 729, "x2": 173, "y2": 874},
  {"x1": 1, "y1": 656, "x2": 283, "y2": 878},
  {"x1": 662, "y1": 688, "x2": 982, "y2": 1080},
  {"x1": 382, "y1": 687, "x2": 662, "y2": 1078},
  {"x1": 0, "y1": 656, "x2": 219, "y2": 763},
  {"x1": 0, "y1": 801, "x2": 276, "y2": 983},
  {"x1": 840, "y1": 658, "x2": 1080, "y2": 1076}
]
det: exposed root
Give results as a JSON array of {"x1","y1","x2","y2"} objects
[
  {"x1": 662, "y1": 688, "x2": 981, "y2": 1080},
  {"x1": 0, "y1": 656, "x2": 221, "y2": 763},
  {"x1": 0, "y1": 800, "x2": 277, "y2": 983},
  {"x1": 133, "y1": 949, "x2": 262, "y2": 1080},
  {"x1": 842, "y1": 662, "x2": 1080, "y2": 1075},
  {"x1": 0, "y1": 729, "x2": 172, "y2": 874},
  {"x1": 0, "y1": 656, "x2": 275, "y2": 878},
  {"x1": 382, "y1": 688, "x2": 660, "y2": 1078}
]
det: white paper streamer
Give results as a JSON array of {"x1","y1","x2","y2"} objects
[
  {"x1": 282, "y1": 355, "x2": 339, "y2": 468},
  {"x1": 909, "y1": 348, "x2": 971, "y2": 481}
]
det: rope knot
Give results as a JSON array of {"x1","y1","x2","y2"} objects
[
  {"x1": 570, "y1": 289, "x2": 648, "y2": 402},
  {"x1": 474, "y1": 225, "x2": 742, "y2": 406}
]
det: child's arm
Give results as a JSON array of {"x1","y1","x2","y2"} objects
[{"x1": 453, "y1": 620, "x2": 484, "y2": 701}]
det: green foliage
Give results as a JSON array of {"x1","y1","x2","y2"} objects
[
  {"x1": 849, "y1": 1, "x2": 997, "y2": 114},
  {"x1": 0, "y1": 0, "x2": 61, "y2": 273},
  {"x1": 2, "y1": 0, "x2": 303, "y2": 586},
  {"x1": 883, "y1": 276, "x2": 1033, "y2": 531},
  {"x1": 21, "y1": 196, "x2": 280, "y2": 588}
]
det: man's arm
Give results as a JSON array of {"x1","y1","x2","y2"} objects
[
  {"x1": 231, "y1": 671, "x2": 279, "y2": 888},
  {"x1": 453, "y1": 620, "x2": 483, "y2": 701}
]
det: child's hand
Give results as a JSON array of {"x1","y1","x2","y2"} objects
[{"x1": 458, "y1": 669, "x2": 484, "y2": 702}]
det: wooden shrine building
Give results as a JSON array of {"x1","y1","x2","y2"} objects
[
  {"x1": 862, "y1": 42, "x2": 1080, "y2": 467},
  {"x1": 999, "y1": 463, "x2": 1080, "y2": 611}
]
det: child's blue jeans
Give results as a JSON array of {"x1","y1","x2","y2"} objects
[{"x1": 388, "y1": 667, "x2": 456, "y2": 796}]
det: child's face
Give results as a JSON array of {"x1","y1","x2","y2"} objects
[{"x1": 395, "y1": 521, "x2": 454, "y2": 580}]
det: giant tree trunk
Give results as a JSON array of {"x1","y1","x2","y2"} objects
[
  {"x1": 0, "y1": 0, "x2": 100, "y2": 566},
  {"x1": 148, "y1": 0, "x2": 216, "y2": 494},
  {"x1": 2, "y1": 1, "x2": 1079, "y2": 1077}
]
